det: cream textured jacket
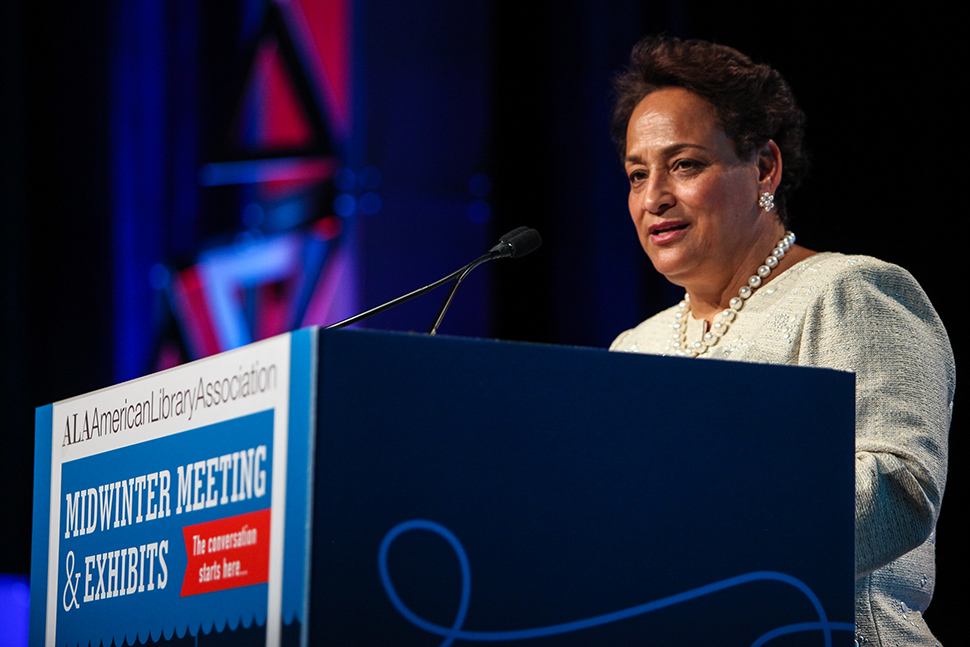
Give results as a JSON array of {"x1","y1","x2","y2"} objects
[{"x1": 611, "y1": 253, "x2": 954, "y2": 646}]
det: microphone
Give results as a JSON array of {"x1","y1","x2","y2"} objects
[
  {"x1": 325, "y1": 227, "x2": 541, "y2": 331},
  {"x1": 489, "y1": 227, "x2": 542, "y2": 259}
]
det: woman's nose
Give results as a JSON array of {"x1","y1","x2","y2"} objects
[{"x1": 640, "y1": 175, "x2": 675, "y2": 216}]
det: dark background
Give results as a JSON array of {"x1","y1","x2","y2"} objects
[{"x1": 2, "y1": 1, "x2": 961, "y2": 642}]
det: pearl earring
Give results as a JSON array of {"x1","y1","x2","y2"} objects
[{"x1": 758, "y1": 192, "x2": 775, "y2": 211}]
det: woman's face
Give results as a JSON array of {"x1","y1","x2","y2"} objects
[{"x1": 624, "y1": 87, "x2": 778, "y2": 292}]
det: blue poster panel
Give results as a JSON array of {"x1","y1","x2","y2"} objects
[{"x1": 32, "y1": 331, "x2": 316, "y2": 647}]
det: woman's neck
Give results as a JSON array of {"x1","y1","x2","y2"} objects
[{"x1": 685, "y1": 239, "x2": 816, "y2": 324}]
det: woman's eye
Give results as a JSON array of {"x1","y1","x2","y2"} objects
[
  {"x1": 673, "y1": 159, "x2": 702, "y2": 172},
  {"x1": 628, "y1": 170, "x2": 647, "y2": 184}
]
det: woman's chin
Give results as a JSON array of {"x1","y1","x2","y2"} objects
[{"x1": 644, "y1": 248, "x2": 696, "y2": 283}]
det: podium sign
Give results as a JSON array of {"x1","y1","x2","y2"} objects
[
  {"x1": 33, "y1": 329, "x2": 856, "y2": 646},
  {"x1": 31, "y1": 330, "x2": 316, "y2": 647}
]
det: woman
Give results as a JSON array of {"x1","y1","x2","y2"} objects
[{"x1": 609, "y1": 37, "x2": 954, "y2": 646}]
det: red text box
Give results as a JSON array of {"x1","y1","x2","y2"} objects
[{"x1": 181, "y1": 508, "x2": 271, "y2": 597}]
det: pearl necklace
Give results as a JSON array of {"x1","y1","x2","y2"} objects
[{"x1": 672, "y1": 231, "x2": 796, "y2": 357}]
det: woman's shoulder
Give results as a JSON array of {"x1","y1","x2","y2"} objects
[
  {"x1": 788, "y1": 252, "x2": 936, "y2": 317},
  {"x1": 789, "y1": 251, "x2": 916, "y2": 283},
  {"x1": 793, "y1": 252, "x2": 952, "y2": 381}
]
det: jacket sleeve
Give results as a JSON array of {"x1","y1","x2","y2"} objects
[{"x1": 797, "y1": 260, "x2": 954, "y2": 578}]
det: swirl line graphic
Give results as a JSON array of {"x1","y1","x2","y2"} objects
[{"x1": 379, "y1": 519, "x2": 853, "y2": 647}]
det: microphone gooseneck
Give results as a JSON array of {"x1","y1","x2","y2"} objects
[
  {"x1": 427, "y1": 227, "x2": 541, "y2": 335},
  {"x1": 325, "y1": 227, "x2": 541, "y2": 332}
]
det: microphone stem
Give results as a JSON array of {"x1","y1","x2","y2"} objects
[{"x1": 325, "y1": 252, "x2": 496, "y2": 330}]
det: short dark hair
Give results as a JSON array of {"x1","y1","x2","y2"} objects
[{"x1": 611, "y1": 36, "x2": 808, "y2": 218}]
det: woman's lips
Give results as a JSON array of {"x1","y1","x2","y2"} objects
[{"x1": 648, "y1": 221, "x2": 689, "y2": 244}]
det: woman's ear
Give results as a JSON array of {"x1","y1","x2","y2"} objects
[{"x1": 758, "y1": 139, "x2": 783, "y2": 194}]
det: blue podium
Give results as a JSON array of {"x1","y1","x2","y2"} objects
[{"x1": 32, "y1": 328, "x2": 855, "y2": 646}]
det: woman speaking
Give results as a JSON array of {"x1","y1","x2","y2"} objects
[{"x1": 609, "y1": 37, "x2": 954, "y2": 646}]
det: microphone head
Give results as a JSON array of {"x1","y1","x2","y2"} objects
[
  {"x1": 504, "y1": 228, "x2": 542, "y2": 258},
  {"x1": 489, "y1": 227, "x2": 542, "y2": 259}
]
